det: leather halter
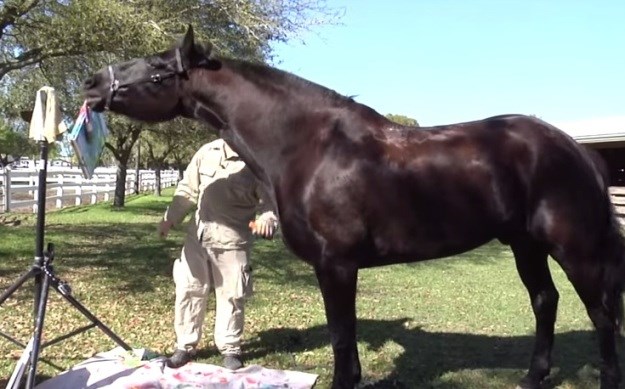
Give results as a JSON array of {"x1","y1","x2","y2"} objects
[{"x1": 105, "y1": 48, "x2": 185, "y2": 110}]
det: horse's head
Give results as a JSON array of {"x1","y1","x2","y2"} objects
[{"x1": 83, "y1": 25, "x2": 214, "y2": 122}]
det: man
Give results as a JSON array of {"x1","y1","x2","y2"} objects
[{"x1": 158, "y1": 138, "x2": 277, "y2": 370}]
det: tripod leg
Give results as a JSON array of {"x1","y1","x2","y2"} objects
[
  {"x1": 6, "y1": 337, "x2": 34, "y2": 389},
  {"x1": 53, "y1": 283, "x2": 132, "y2": 351},
  {"x1": 0, "y1": 268, "x2": 38, "y2": 305},
  {"x1": 24, "y1": 269, "x2": 51, "y2": 389}
]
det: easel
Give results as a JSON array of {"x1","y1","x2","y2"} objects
[{"x1": 0, "y1": 89, "x2": 131, "y2": 389}]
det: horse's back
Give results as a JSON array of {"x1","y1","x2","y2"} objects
[{"x1": 301, "y1": 113, "x2": 614, "y2": 265}]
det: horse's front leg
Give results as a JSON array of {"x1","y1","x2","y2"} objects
[{"x1": 315, "y1": 259, "x2": 361, "y2": 389}]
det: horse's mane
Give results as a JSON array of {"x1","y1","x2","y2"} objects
[{"x1": 221, "y1": 57, "x2": 356, "y2": 105}]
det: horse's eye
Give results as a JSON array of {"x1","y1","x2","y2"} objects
[{"x1": 151, "y1": 74, "x2": 163, "y2": 83}]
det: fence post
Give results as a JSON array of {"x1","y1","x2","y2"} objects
[
  {"x1": 2, "y1": 168, "x2": 11, "y2": 212},
  {"x1": 143, "y1": 171, "x2": 149, "y2": 191},
  {"x1": 104, "y1": 174, "x2": 111, "y2": 202},
  {"x1": 75, "y1": 175, "x2": 82, "y2": 206},
  {"x1": 128, "y1": 171, "x2": 133, "y2": 194},
  {"x1": 56, "y1": 174, "x2": 64, "y2": 209},
  {"x1": 91, "y1": 177, "x2": 97, "y2": 204},
  {"x1": 32, "y1": 174, "x2": 38, "y2": 214}
]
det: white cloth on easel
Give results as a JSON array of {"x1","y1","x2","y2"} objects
[{"x1": 28, "y1": 86, "x2": 67, "y2": 142}]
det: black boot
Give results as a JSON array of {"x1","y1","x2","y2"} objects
[
  {"x1": 166, "y1": 349, "x2": 193, "y2": 368},
  {"x1": 223, "y1": 353, "x2": 243, "y2": 370}
]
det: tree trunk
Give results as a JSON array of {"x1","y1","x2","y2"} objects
[
  {"x1": 154, "y1": 166, "x2": 162, "y2": 196},
  {"x1": 134, "y1": 143, "x2": 140, "y2": 194},
  {"x1": 113, "y1": 163, "x2": 127, "y2": 207}
]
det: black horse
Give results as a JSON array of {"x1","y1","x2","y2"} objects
[{"x1": 83, "y1": 26, "x2": 625, "y2": 389}]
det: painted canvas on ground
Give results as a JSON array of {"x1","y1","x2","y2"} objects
[{"x1": 35, "y1": 347, "x2": 318, "y2": 388}]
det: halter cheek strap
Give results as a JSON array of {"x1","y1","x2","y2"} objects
[
  {"x1": 105, "y1": 65, "x2": 120, "y2": 110},
  {"x1": 175, "y1": 48, "x2": 184, "y2": 74}
]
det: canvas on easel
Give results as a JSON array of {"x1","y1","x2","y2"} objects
[{"x1": 68, "y1": 102, "x2": 108, "y2": 179}]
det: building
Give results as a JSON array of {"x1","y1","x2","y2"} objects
[{"x1": 558, "y1": 116, "x2": 625, "y2": 186}]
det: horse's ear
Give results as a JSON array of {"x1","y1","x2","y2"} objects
[
  {"x1": 179, "y1": 25, "x2": 214, "y2": 68},
  {"x1": 193, "y1": 42, "x2": 219, "y2": 70},
  {"x1": 180, "y1": 24, "x2": 195, "y2": 56},
  {"x1": 195, "y1": 41, "x2": 213, "y2": 58}
]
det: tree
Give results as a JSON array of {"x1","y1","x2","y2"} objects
[
  {"x1": 0, "y1": 0, "x2": 340, "y2": 82},
  {"x1": 0, "y1": 0, "x2": 340, "y2": 206},
  {"x1": 385, "y1": 114, "x2": 419, "y2": 127},
  {"x1": 1, "y1": 1, "x2": 144, "y2": 82},
  {"x1": 102, "y1": 116, "x2": 142, "y2": 207},
  {"x1": 140, "y1": 119, "x2": 212, "y2": 195},
  {"x1": 0, "y1": 119, "x2": 37, "y2": 167}
]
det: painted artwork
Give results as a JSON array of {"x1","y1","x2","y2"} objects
[{"x1": 69, "y1": 102, "x2": 109, "y2": 179}]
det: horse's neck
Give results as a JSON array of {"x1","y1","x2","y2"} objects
[
  {"x1": 190, "y1": 63, "x2": 391, "y2": 199},
  {"x1": 192, "y1": 64, "x2": 327, "y2": 174}
]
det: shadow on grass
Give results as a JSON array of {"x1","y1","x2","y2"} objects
[
  {"x1": 0, "y1": 222, "x2": 179, "y2": 293},
  {"x1": 1, "y1": 223, "x2": 318, "y2": 297},
  {"x1": 252, "y1": 240, "x2": 319, "y2": 290},
  {"x1": 50, "y1": 193, "x2": 164, "y2": 215},
  {"x1": 74, "y1": 192, "x2": 175, "y2": 218},
  {"x1": 50, "y1": 223, "x2": 178, "y2": 293},
  {"x1": 247, "y1": 319, "x2": 619, "y2": 388}
]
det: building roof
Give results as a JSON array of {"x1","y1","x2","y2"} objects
[{"x1": 555, "y1": 116, "x2": 625, "y2": 144}]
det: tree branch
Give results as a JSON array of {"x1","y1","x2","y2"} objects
[
  {"x1": 0, "y1": 0, "x2": 40, "y2": 40},
  {"x1": 0, "y1": 45, "x2": 83, "y2": 82}
]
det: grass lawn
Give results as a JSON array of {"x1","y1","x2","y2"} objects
[{"x1": 0, "y1": 188, "x2": 620, "y2": 388}]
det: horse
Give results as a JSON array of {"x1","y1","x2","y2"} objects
[{"x1": 83, "y1": 25, "x2": 625, "y2": 389}]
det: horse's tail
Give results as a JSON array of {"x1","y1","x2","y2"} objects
[
  {"x1": 599, "y1": 211, "x2": 625, "y2": 331},
  {"x1": 585, "y1": 146, "x2": 625, "y2": 331}
]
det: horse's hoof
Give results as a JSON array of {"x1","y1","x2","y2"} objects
[{"x1": 515, "y1": 376, "x2": 541, "y2": 389}]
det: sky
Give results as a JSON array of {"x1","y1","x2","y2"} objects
[{"x1": 271, "y1": 0, "x2": 625, "y2": 132}]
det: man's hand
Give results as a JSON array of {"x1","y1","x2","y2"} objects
[
  {"x1": 158, "y1": 220, "x2": 174, "y2": 239},
  {"x1": 249, "y1": 212, "x2": 278, "y2": 239}
]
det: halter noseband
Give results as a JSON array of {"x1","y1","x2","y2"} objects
[{"x1": 105, "y1": 48, "x2": 185, "y2": 110}]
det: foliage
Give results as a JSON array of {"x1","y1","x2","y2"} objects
[
  {"x1": 0, "y1": 0, "x2": 341, "y2": 95},
  {"x1": 385, "y1": 113, "x2": 419, "y2": 127},
  {"x1": 0, "y1": 191, "x2": 610, "y2": 388},
  {"x1": 140, "y1": 119, "x2": 213, "y2": 170},
  {"x1": 0, "y1": 0, "x2": 340, "y2": 206},
  {"x1": 0, "y1": 118, "x2": 37, "y2": 166},
  {"x1": 101, "y1": 116, "x2": 143, "y2": 207},
  {"x1": 0, "y1": 0, "x2": 339, "y2": 81}
]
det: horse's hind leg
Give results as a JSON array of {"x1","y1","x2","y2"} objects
[
  {"x1": 511, "y1": 238, "x2": 559, "y2": 389},
  {"x1": 557, "y1": 254, "x2": 622, "y2": 389}
]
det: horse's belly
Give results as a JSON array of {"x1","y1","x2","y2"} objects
[{"x1": 368, "y1": 215, "x2": 502, "y2": 265}]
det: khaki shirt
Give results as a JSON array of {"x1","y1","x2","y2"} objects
[{"x1": 164, "y1": 139, "x2": 273, "y2": 249}]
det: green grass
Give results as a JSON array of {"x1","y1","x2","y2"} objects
[{"x1": 0, "y1": 189, "x2": 619, "y2": 388}]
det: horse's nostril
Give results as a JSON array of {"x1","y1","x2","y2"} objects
[{"x1": 83, "y1": 76, "x2": 96, "y2": 89}]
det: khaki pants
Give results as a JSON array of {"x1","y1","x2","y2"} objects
[{"x1": 172, "y1": 225, "x2": 252, "y2": 355}]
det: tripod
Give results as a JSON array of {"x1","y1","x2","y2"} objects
[{"x1": 0, "y1": 140, "x2": 132, "y2": 389}]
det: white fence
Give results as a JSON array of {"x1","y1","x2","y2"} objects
[{"x1": 0, "y1": 167, "x2": 179, "y2": 213}]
